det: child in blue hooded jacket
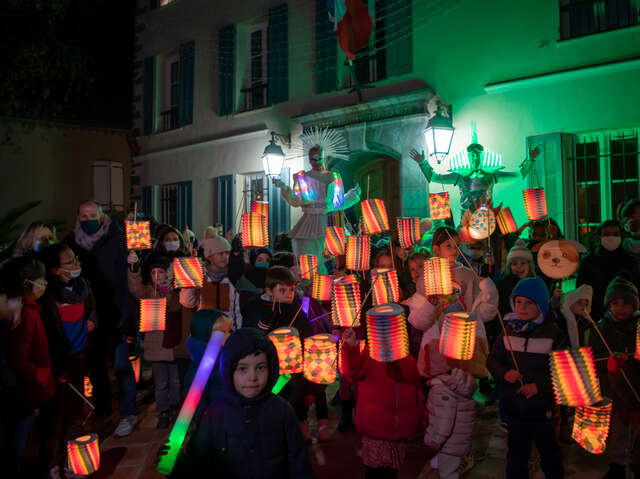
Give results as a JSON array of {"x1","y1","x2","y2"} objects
[{"x1": 487, "y1": 277, "x2": 566, "y2": 479}]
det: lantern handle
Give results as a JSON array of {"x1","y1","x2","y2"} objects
[{"x1": 65, "y1": 381, "x2": 96, "y2": 410}]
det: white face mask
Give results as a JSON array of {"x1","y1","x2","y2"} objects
[
  {"x1": 601, "y1": 236, "x2": 621, "y2": 251},
  {"x1": 164, "y1": 240, "x2": 181, "y2": 252},
  {"x1": 61, "y1": 267, "x2": 82, "y2": 279}
]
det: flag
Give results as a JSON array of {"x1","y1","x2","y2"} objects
[{"x1": 326, "y1": 0, "x2": 373, "y2": 61}]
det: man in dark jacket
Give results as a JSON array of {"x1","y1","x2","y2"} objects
[{"x1": 65, "y1": 200, "x2": 138, "y2": 436}]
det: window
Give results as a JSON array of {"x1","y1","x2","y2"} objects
[
  {"x1": 575, "y1": 141, "x2": 601, "y2": 238},
  {"x1": 160, "y1": 54, "x2": 179, "y2": 132},
  {"x1": 559, "y1": 0, "x2": 638, "y2": 40},
  {"x1": 92, "y1": 160, "x2": 124, "y2": 212},
  {"x1": 241, "y1": 25, "x2": 268, "y2": 111},
  {"x1": 159, "y1": 181, "x2": 192, "y2": 231},
  {"x1": 243, "y1": 173, "x2": 269, "y2": 212},
  {"x1": 352, "y1": 0, "x2": 387, "y2": 85}
]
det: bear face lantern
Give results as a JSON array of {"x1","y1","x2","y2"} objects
[
  {"x1": 303, "y1": 334, "x2": 337, "y2": 384},
  {"x1": 268, "y1": 327, "x2": 303, "y2": 374},
  {"x1": 535, "y1": 240, "x2": 586, "y2": 279},
  {"x1": 550, "y1": 347, "x2": 602, "y2": 407}
]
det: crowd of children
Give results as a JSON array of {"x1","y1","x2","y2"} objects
[{"x1": 0, "y1": 197, "x2": 639, "y2": 479}]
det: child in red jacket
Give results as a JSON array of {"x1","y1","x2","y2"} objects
[{"x1": 341, "y1": 327, "x2": 424, "y2": 479}]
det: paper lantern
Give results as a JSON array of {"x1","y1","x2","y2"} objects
[
  {"x1": 396, "y1": 217, "x2": 422, "y2": 249},
  {"x1": 429, "y1": 192, "x2": 451, "y2": 220},
  {"x1": 125, "y1": 221, "x2": 151, "y2": 250},
  {"x1": 312, "y1": 274, "x2": 332, "y2": 301},
  {"x1": 139, "y1": 298, "x2": 167, "y2": 332},
  {"x1": 572, "y1": 398, "x2": 612, "y2": 454},
  {"x1": 67, "y1": 434, "x2": 100, "y2": 475},
  {"x1": 299, "y1": 254, "x2": 318, "y2": 280},
  {"x1": 332, "y1": 276, "x2": 361, "y2": 327},
  {"x1": 439, "y1": 312, "x2": 476, "y2": 360},
  {"x1": 523, "y1": 187, "x2": 548, "y2": 220},
  {"x1": 346, "y1": 235, "x2": 370, "y2": 271},
  {"x1": 635, "y1": 319, "x2": 640, "y2": 361},
  {"x1": 469, "y1": 208, "x2": 496, "y2": 240},
  {"x1": 496, "y1": 207, "x2": 518, "y2": 235},
  {"x1": 537, "y1": 240, "x2": 581, "y2": 279},
  {"x1": 550, "y1": 347, "x2": 602, "y2": 407},
  {"x1": 251, "y1": 201, "x2": 269, "y2": 219},
  {"x1": 371, "y1": 268, "x2": 400, "y2": 305},
  {"x1": 303, "y1": 334, "x2": 337, "y2": 384},
  {"x1": 83, "y1": 376, "x2": 93, "y2": 398},
  {"x1": 130, "y1": 355, "x2": 141, "y2": 383},
  {"x1": 173, "y1": 257, "x2": 204, "y2": 288},
  {"x1": 423, "y1": 257, "x2": 453, "y2": 296},
  {"x1": 366, "y1": 303, "x2": 409, "y2": 362},
  {"x1": 241, "y1": 212, "x2": 268, "y2": 248},
  {"x1": 324, "y1": 226, "x2": 345, "y2": 255},
  {"x1": 327, "y1": 211, "x2": 344, "y2": 227},
  {"x1": 268, "y1": 327, "x2": 303, "y2": 374},
  {"x1": 362, "y1": 199, "x2": 390, "y2": 234}
]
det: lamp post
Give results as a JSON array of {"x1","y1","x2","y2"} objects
[
  {"x1": 423, "y1": 108, "x2": 455, "y2": 166},
  {"x1": 262, "y1": 132, "x2": 289, "y2": 177}
]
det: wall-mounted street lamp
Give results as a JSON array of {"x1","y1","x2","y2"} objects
[{"x1": 262, "y1": 131, "x2": 291, "y2": 177}]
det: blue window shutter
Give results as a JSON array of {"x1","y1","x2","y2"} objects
[
  {"x1": 177, "y1": 181, "x2": 192, "y2": 231},
  {"x1": 314, "y1": 0, "x2": 337, "y2": 94},
  {"x1": 178, "y1": 41, "x2": 195, "y2": 126},
  {"x1": 268, "y1": 168, "x2": 290, "y2": 245},
  {"x1": 143, "y1": 56, "x2": 156, "y2": 135},
  {"x1": 218, "y1": 25, "x2": 236, "y2": 116},
  {"x1": 384, "y1": 0, "x2": 412, "y2": 77},
  {"x1": 267, "y1": 3, "x2": 289, "y2": 105},
  {"x1": 141, "y1": 185, "x2": 153, "y2": 218},
  {"x1": 217, "y1": 175, "x2": 234, "y2": 233}
]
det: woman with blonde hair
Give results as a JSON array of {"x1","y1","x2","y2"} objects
[{"x1": 13, "y1": 221, "x2": 56, "y2": 257}]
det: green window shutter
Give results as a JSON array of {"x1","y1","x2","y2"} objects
[
  {"x1": 143, "y1": 56, "x2": 156, "y2": 135},
  {"x1": 217, "y1": 175, "x2": 235, "y2": 233},
  {"x1": 218, "y1": 25, "x2": 236, "y2": 116},
  {"x1": 267, "y1": 4, "x2": 289, "y2": 105},
  {"x1": 384, "y1": 0, "x2": 412, "y2": 78},
  {"x1": 314, "y1": 0, "x2": 337, "y2": 94},
  {"x1": 178, "y1": 41, "x2": 195, "y2": 126},
  {"x1": 177, "y1": 181, "x2": 193, "y2": 232},
  {"x1": 268, "y1": 167, "x2": 291, "y2": 244}
]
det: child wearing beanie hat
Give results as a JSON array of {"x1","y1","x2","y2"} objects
[{"x1": 495, "y1": 240, "x2": 536, "y2": 320}]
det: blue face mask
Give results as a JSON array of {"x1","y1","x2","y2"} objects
[
  {"x1": 34, "y1": 241, "x2": 43, "y2": 253},
  {"x1": 255, "y1": 262, "x2": 269, "y2": 269},
  {"x1": 80, "y1": 220, "x2": 100, "y2": 235}
]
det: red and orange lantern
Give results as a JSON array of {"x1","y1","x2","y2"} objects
[
  {"x1": 67, "y1": 434, "x2": 100, "y2": 475},
  {"x1": 312, "y1": 274, "x2": 332, "y2": 302},
  {"x1": 299, "y1": 254, "x2": 318, "y2": 280},
  {"x1": 241, "y1": 212, "x2": 268, "y2": 248},
  {"x1": 125, "y1": 220, "x2": 151, "y2": 250},
  {"x1": 366, "y1": 303, "x2": 409, "y2": 362},
  {"x1": 423, "y1": 257, "x2": 453, "y2": 296},
  {"x1": 268, "y1": 327, "x2": 303, "y2": 374},
  {"x1": 496, "y1": 207, "x2": 518, "y2": 235},
  {"x1": 130, "y1": 355, "x2": 141, "y2": 383},
  {"x1": 303, "y1": 334, "x2": 337, "y2": 384},
  {"x1": 324, "y1": 226, "x2": 345, "y2": 255},
  {"x1": 251, "y1": 201, "x2": 269, "y2": 219},
  {"x1": 429, "y1": 192, "x2": 451, "y2": 220},
  {"x1": 83, "y1": 376, "x2": 93, "y2": 398},
  {"x1": 173, "y1": 257, "x2": 204, "y2": 288},
  {"x1": 523, "y1": 187, "x2": 548, "y2": 220},
  {"x1": 139, "y1": 298, "x2": 167, "y2": 332},
  {"x1": 332, "y1": 275, "x2": 361, "y2": 327},
  {"x1": 396, "y1": 217, "x2": 422, "y2": 249},
  {"x1": 439, "y1": 312, "x2": 476, "y2": 360},
  {"x1": 550, "y1": 347, "x2": 602, "y2": 407},
  {"x1": 572, "y1": 398, "x2": 612, "y2": 454},
  {"x1": 346, "y1": 235, "x2": 370, "y2": 271},
  {"x1": 635, "y1": 319, "x2": 639, "y2": 361},
  {"x1": 371, "y1": 268, "x2": 400, "y2": 305},
  {"x1": 362, "y1": 199, "x2": 390, "y2": 234}
]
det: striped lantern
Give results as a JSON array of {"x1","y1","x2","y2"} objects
[
  {"x1": 332, "y1": 275, "x2": 361, "y2": 327},
  {"x1": 439, "y1": 312, "x2": 476, "y2": 360},
  {"x1": 324, "y1": 226, "x2": 345, "y2": 255},
  {"x1": 429, "y1": 192, "x2": 451, "y2": 220},
  {"x1": 268, "y1": 327, "x2": 303, "y2": 374},
  {"x1": 635, "y1": 319, "x2": 639, "y2": 361},
  {"x1": 572, "y1": 398, "x2": 612, "y2": 454},
  {"x1": 241, "y1": 212, "x2": 268, "y2": 248},
  {"x1": 423, "y1": 257, "x2": 453, "y2": 296},
  {"x1": 496, "y1": 207, "x2": 518, "y2": 235},
  {"x1": 550, "y1": 347, "x2": 602, "y2": 407},
  {"x1": 469, "y1": 207, "x2": 496, "y2": 240},
  {"x1": 396, "y1": 217, "x2": 422, "y2": 249},
  {"x1": 125, "y1": 220, "x2": 151, "y2": 250},
  {"x1": 139, "y1": 298, "x2": 167, "y2": 332},
  {"x1": 173, "y1": 257, "x2": 204, "y2": 288},
  {"x1": 83, "y1": 376, "x2": 93, "y2": 398},
  {"x1": 130, "y1": 355, "x2": 141, "y2": 383},
  {"x1": 346, "y1": 235, "x2": 370, "y2": 271},
  {"x1": 312, "y1": 274, "x2": 332, "y2": 302},
  {"x1": 523, "y1": 187, "x2": 548, "y2": 220},
  {"x1": 366, "y1": 303, "x2": 410, "y2": 362},
  {"x1": 251, "y1": 201, "x2": 269, "y2": 219},
  {"x1": 299, "y1": 254, "x2": 318, "y2": 280},
  {"x1": 362, "y1": 199, "x2": 390, "y2": 234},
  {"x1": 371, "y1": 268, "x2": 400, "y2": 305},
  {"x1": 67, "y1": 434, "x2": 100, "y2": 475},
  {"x1": 303, "y1": 334, "x2": 337, "y2": 384}
]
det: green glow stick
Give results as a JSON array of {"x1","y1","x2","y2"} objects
[{"x1": 271, "y1": 374, "x2": 292, "y2": 395}]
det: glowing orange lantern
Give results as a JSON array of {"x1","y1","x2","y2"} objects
[
  {"x1": 241, "y1": 212, "x2": 268, "y2": 248},
  {"x1": 332, "y1": 276, "x2": 361, "y2": 327},
  {"x1": 299, "y1": 254, "x2": 318, "y2": 280},
  {"x1": 371, "y1": 268, "x2": 400, "y2": 305},
  {"x1": 67, "y1": 434, "x2": 100, "y2": 475},
  {"x1": 139, "y1": 298, "x2": 167, "y2": 332},
  {"x1": 439, "y1": 312, "x2": 476, "y2": 360},
  {"x1": 130, "y1": 355, "x2": 141, "y2": 383},
  {"x1": 312, "y1": 274, "x2": 332, "y2": 302},
  {"x1": 268, "y1": 327, "x2": 303, "y2": 374},
  {"x1": 251, "y1": 201, "x2": 269, "y2": 218},
  {"x1": 635, "y1": 319, "x2": 639, "y2": 361},
  {"x1": 125, "y1": 221, "x2": 151, "y2": 250},
  {"x1": 362, "y1": 199, "x2": 390, "y2": 234},
  {"x1": 572, "y1": 398, "x2": 612, "y2": 454},
  {"x1": 496, "y1": 207, "x2": 518, "y2": 235},
  {"x1": 429, "y1": 192, "x2": 451, "y2": 220},
  {"x1": 173, "y1": 257, "x2": 204, "y2": 288},
  {"x1": 324, "y1": 226, "x2": 345, "y2": 255},
  {"x1": 366, "y1": 303, "x2": 409, "y2": 362},
  {"x1": 303, "y1": 334, "x2": 337, "y2": 384},
  {"x1": 346, "y1": 235, "x2": 370, "y2": 271},
  {"x1": 523, "y1": 187, "x2": 548, "y2": 220},
  {"x1": 396, "y1": 217, "x2": 421, "y2": 249},
  {"x1": 469, "y1": 207, "x2": 496, "y2": 240},
  {"x1": 550, "y1": 347, "x2": 602, "y2": 407},
  {"x1": 83, "y1": 376, "x2": 93, "y2": 398},
  {"x1": 423, "y1": 257, "x2": 453, "y2": 295}
]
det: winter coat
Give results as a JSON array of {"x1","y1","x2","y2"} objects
[
  {"x1": 9, "y1": 300, "x2": 55, "y2": 409},
  {"x1": 248, "y1": 295, "x2": 314, "y2": 339},
  {"x1": 560, "y1": 284, "x2": 593, "y2": 348},
  {"x1": 425, "y1": 369, "x2": 477, "y2": 457},
  {"x1": 340, "y1": 342, "x2": 424, "y2": 441},
  {"x1": 180, "y1": 328, "x2": 312, "y2": 479}
]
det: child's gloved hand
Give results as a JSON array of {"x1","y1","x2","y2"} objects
[
  {"x1": 607, "y1": 355, "x2": 626, "y2": 374},
  {"x1": 504, "y1": 369, "x2": 522, "y2": 384}
]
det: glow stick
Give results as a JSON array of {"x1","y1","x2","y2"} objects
[{"x1": 271, "y1": 374, "x2": 292, "y2": 395}]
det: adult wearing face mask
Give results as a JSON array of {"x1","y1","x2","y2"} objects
[
  {"x1": 152, "y1": 224, "x2": 191, "y2": 258},
  {"x1": 245, "y1": 247, "x2": 273, "y2": 290},
  {"x1": 64, "y1": 200, "x2": 137, "y2": 437},
  {"x1": 576, "y1": 219, "x2": 640, "y2": 321}
]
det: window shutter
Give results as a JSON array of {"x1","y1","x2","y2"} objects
[
  {"x1": 150, "y1": 0, "x2": 159, "y2": 10},
  {"x1": 176, "y1": 181, "x2": 193, "y2": 232},
  {"x1": 218, "y1": 25, "x2": 236, "y2": 116},
  {"x1": 143, "y1": 56, "x2": 156, "y2": 135},
  {"x1": 178, "y1": 41, "x2": 195, "y2": 126},
  {"x1": 268, "y1": 167, "x2": 291, "y2": 245},
  {"x1": 384, "y1": 0, "x2": 413, "y2": 78},
  {"x1": 314, "y1": 0, "x2": 337, "y2": 94},
  {"x1": 267, "y1": 4, "x2": 289, "y2": 105},
  {"x1": 217, "y1": 175, "x2": 235, "y2": 233},
  {"x1": 141, "y1": 185, "x2": 153, "y2": 218}
]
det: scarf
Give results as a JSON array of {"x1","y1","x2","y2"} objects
[
  {"x1": 48, "y1": 277, "x2": 90, "y2": 304},
  {"x1": 504, "y1": 311, "x2": 544, "y2": 333},
  {"x1": 73, "y1": 215, "x2": 112, "y2": 251},
  {"x1": 205, "y1": 263, "x2": 229, "y2": 283}
]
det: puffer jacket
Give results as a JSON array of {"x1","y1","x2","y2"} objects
[{"x1": 425, "y1": 368, "x2": 476, "y2": 457}]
